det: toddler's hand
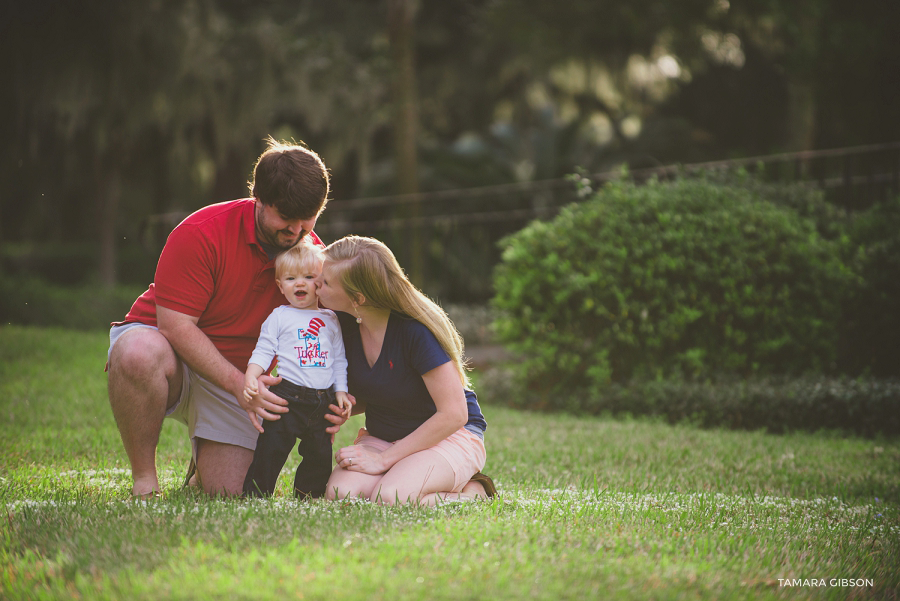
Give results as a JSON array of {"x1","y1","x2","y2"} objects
[
  {"x1": 243, "y1": 378, "x2": 259, "y2": 403},
  {"x1": 336, "y1": 391, "x2": 352, "y2": 419}
]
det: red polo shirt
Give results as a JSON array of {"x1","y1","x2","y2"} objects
[{"x1": 118, "y1": 198, "x2": 323, "y2": 371}]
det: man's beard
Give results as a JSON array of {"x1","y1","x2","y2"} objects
[{"x1": 256, "y1": 208, "x2": 306, "y2": 250}]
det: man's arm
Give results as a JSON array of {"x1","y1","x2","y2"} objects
[
  {"x1": 157, "y1": 306, "x2": 242, "y2": 393},
  {"x1": 156, "y1": 306, "x2": 288, "y2": 431}
]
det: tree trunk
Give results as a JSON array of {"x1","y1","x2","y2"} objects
[
  {"x1": 785, "y1": 79, "x2": 817, "y2": 152},
  {"x1": 387, "y1": 0, "x2": 422, "y2": 285},
  {"x1": 212, "y1": 147, "x2": 248, "y2": 204},
  {"x1": 98, "y1": 157, "x2": 121, "y2": 288}
]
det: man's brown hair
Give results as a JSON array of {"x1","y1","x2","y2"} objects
[{"x1": 250, "y1": 137, "x2": 330, "y2": 219}]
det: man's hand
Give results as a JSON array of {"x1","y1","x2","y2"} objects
[
  {"x1": 157, "y1": 306, "x2": 280, "y2": 433},
  {"x1": 238, "y1": 373, "x2": 290, "y2": 433}
]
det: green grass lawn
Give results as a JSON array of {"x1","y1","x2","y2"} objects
[{"x1": 1, "y1": 325, "x2": 898, "y2": 600}]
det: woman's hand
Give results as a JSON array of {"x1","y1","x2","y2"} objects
[{"x1": 335, "y1": 445, "x2": 387, "y2": 475}]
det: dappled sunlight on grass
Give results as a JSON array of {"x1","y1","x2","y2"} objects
[{"x1": 2, "y1": 326, "x2": 898, "y2": 599}]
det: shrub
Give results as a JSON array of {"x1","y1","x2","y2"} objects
[
  {"x1": 839, "y1": 195, "x2": 900, "y2": 377},
  {"x1": 477, "y1": 366, "x2": 900, "y2": 438},
  {"x1": 1, "y1": 242, "x2": 157, "y2": 287},
  {"x1": 491, "y1": 174, "x2": 851, "y2": 404},
  {"x1": 0, "y1": 275, "x2": 145, "y2": 331}
]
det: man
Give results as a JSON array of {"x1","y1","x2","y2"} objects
[{"x1": 107, "y1": 138, "x2": 347, "y2": 497}]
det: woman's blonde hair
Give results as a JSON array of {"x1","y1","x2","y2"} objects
[
  {"x1": 324, "y1": 236, "x2": 470, "y2": 387},
  {"x1": 275, "y1": 237, "x2": 324, "y2": 280}
]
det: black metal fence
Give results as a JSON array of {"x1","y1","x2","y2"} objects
[
  {"x1": 135, "y1": 143, "x2": 899, "y2": 302},
  {"x1": 632, "y1": 142, "x2": 900, "y2": 211},
  {"x1": 313, "y1": 177, "x2": 575, "y2": 303},
  {"x1": 311, "y1": 142, "x2": 900, "y2": 303}
]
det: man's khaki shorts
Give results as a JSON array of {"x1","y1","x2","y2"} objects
[{"x1": 108, "y1": 322, "x2": 260, "y2": 459}]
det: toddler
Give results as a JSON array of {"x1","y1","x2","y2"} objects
[{"x1": 243, "y1": 239, "x2": 351, "y2": 498}]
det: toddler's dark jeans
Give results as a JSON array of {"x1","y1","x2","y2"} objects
[{"x1": 243, "y1": 380, "x2": 336, "y2": 499}]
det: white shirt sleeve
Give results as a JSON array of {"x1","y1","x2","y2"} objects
[
  {"x1": 328, "y1": 312, "x2": 349, "y2": 392},
  {"x1": 248, "y1": 308, "x2": 280, "y2": 371}
]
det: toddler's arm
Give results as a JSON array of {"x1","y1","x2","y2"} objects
[{"x1": 243, "y1": 364, "x2": 266, "y2": 402}]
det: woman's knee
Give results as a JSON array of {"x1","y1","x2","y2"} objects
[
  {"x1": 324, "y1": 471, "x2": 374, "y2": 501},
  {"x1": 324, "y1": 481, "x2": 346, "y2": 501},
  {"x1": 325, "y1": 484, "x2": 367, "y2": 501},
  {"x1": 373, "y1": 484, "x2": 422, "y2": 506},
  {"x1": 373, "y1": 452, "x2": 456, "y2": 505}
]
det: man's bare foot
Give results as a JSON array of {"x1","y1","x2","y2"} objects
[
  {"x1": 132, "y1": 474, "x2": 161, "y2": 499},
  {"x1": 132, "y1": 488, "x2": 163, "y2": 500}
]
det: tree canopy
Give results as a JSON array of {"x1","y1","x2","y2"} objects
[{"x1": 1, "y1": 0, "x2": 897, "y2": 289}]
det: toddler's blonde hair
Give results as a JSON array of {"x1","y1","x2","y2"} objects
[{"x1": 275, "y1": 237, "x2": 324, "y2": 279}]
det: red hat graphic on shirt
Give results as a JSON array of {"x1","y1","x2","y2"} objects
[{"x1": 307, "y1": 317, "x2": 325, "y2": 336}]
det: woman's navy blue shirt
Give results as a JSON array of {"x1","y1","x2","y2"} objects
[{"x1": 337, "y1": 311, "x2": 487, "y2": 442}]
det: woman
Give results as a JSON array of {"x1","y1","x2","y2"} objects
[{"x1": 316, "y1": 236, "x2": 495, "y2": 505}]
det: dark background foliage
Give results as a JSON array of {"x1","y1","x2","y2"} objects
[
  {"x1": 2, "y1": 0, "x2": 898, "y2": 298},
  {"x1": 1, "y1": 0, "x2": 898, "y2": 435}
]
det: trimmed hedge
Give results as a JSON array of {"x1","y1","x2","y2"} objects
[
  {"x1": 839, "y1": 195, "x2": 900, "y2": 377},
  {"x1": 492, "y1": 174, "x2": 851, "y2": 405},
  {"x1": 478, "y1": 366, "x2": 900, "y2": 438},
  {"x1": 0, "y1": 275, "x2": 145, "y2": 331},
  {"x1": 699, "y1": 169, "x2": 850, "y2": 241}
]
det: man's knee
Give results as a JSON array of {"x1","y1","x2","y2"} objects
[
  {"x1": 108, "y1": 328, "x2": 182, "y2": 410},
  {"x1": 109, "y1": 328, "x2": 177, "y2": 379},
  {"x1": 196, "y1": 439, "x2": 254, "y2": 497}
]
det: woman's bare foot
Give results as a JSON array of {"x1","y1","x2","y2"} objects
[{"x1": 461, "y1": 480, "x2": 488, "y2": 499}]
